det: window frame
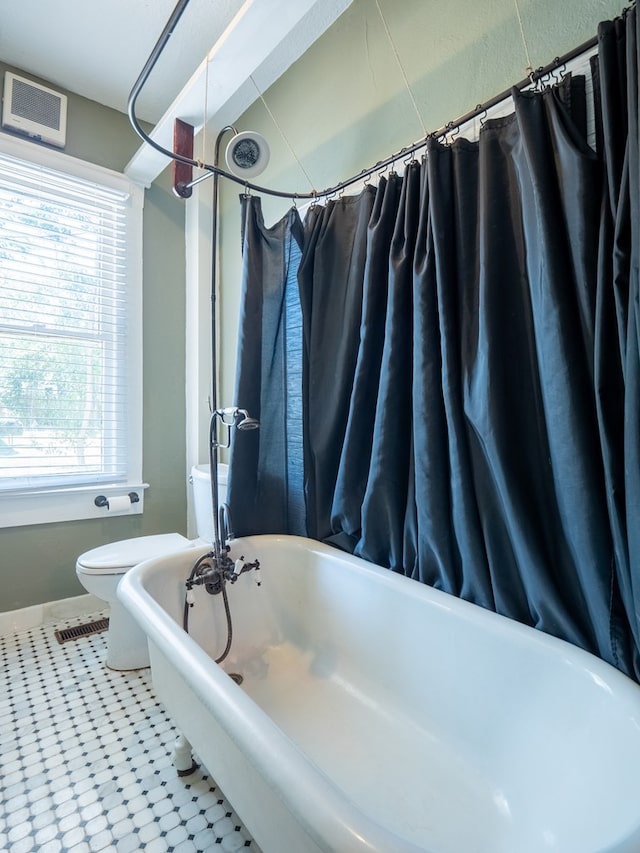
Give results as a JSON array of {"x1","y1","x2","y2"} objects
[{"x1": 0, "y1": 132, "x2": 145, "y2": 528}]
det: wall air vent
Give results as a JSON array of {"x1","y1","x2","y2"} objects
[{"x1": 2, "y1": 72, "x2": 67, "y2": 148}]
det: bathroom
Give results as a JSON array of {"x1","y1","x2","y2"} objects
[{"x1": 1, "y1": 0, "x2": 639, "y2": 850}]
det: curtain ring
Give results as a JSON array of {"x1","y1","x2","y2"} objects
[
  {"x1": 555, "y1": 60, "x2": 567, "y2": 85},
  {"x1": 398, "y1": 146, "x2": 411, "y2": 166},
  {"x1": 444, "y1": 121, "x2": 458, "y2": 146}
]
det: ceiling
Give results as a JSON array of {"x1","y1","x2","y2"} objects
[{"x1": 0, "y1": 0, "x2": 248, "y2": 123}]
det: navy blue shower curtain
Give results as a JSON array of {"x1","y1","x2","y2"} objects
[
  {"x1": 227, "y1": 199, "x2": 306, "y2": 536},
  {"x1": 229, "y1": 7, "x2": 640, "y2": 681}
]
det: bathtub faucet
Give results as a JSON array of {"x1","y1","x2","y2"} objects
[
  {"x1": 186, "y1": 551, "x2": 261, "y2": 596},
  {"x1": 228, "y1": 556, "x2": 261, "y2": 586}
]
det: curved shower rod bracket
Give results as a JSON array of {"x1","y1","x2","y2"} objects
[{"x1": 172, "y1": 118, "x2": 194, "y2": 198}]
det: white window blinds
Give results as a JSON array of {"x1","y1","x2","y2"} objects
[{"x1": 0, "y1": 147, "x2": 141, "y2": 503}]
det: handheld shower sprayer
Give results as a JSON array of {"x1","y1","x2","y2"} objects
[
  {"x1": 236, "y1": 412, "x2": 260, "y2": 431},
  {"x1": 212, "y1": 407, "x2": 260, "y2": 447}
]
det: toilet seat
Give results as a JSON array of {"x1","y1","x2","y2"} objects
[{"x1": 76, "y1": 532, "x2": 192, "y2": 575}]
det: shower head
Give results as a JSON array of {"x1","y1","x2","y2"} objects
[
  {"x1": 225, "y1": 131, "x2": 270, "y2": 179},
  {"x1": 211, "y1": 407, "x2": 259, "y2": 449},
  {"x1": 236, "y1": 415, "x2": 260, "y2": 431},
  {"x1": 215, "y1": 407, "x2": 260, "y2": 431},
  {"x1": 231, "y1": 408, "x2": 260, "y2": 431}
]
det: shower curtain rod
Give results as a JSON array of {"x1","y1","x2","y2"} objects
[{"x1": 128, "y1": 0, "x2": 633, "y2": 202}]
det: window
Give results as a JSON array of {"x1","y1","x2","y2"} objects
[{"x1": 0, "y1": 134, "x2": 143, "y2": 527}]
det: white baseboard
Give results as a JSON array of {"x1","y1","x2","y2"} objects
[{"x1": 0, "y1": 593, "x2": 105, "y2": 636}]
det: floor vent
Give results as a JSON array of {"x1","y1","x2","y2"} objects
[{"x1": 54, "y1": 618, "x2": 109, "y2": 644}]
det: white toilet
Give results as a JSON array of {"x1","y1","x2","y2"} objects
[{"x1": 75, "y1": 463, "x2": 226, "y2": 670}]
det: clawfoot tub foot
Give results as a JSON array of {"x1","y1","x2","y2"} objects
[{"x1": 173, "y1": 732, "x2": 198, "y2": 776}]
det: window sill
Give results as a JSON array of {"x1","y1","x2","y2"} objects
[{"x1": 0, "y1": 483, "x2": 149, "y2": 528}]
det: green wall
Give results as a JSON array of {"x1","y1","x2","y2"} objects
[
  {"x1": 0, "y1": 0, "x2": 628, "y2": 610},
  {"x1": 217, "y1": 0, "x2": 626, "y2": 410},
  {"x1": 0, "y1": 63, "x2": 187, "y2": 611}
]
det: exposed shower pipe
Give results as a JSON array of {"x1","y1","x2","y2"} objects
[
  {"x1": 207, "y1": 136, "x2": 264, "y2": 568},
  {"x1": 126, "y1": 0, "x2": 621, "y2": 203},
  {"x1": 207, "y1": 125, "x2": 262, "y2": 563},
  {"x1": 208, "y1": 126, "x2": 238, "y2": 564}
]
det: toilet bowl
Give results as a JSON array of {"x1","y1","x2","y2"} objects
[{"x1": 75, "y1": 463, "x2": 226, "y2": 670}]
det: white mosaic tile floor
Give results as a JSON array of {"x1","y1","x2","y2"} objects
[{"x1": 0, "y1": 613, "x2": 260, "y2": 853}]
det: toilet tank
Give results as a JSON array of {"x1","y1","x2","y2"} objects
[{"x1": 190, "y1": 462, "x2": 228, "y2": 543}]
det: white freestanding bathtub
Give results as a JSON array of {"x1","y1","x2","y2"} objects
[{"x1": 118, "y1": 534, "x2": 640, "y2": 853}]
